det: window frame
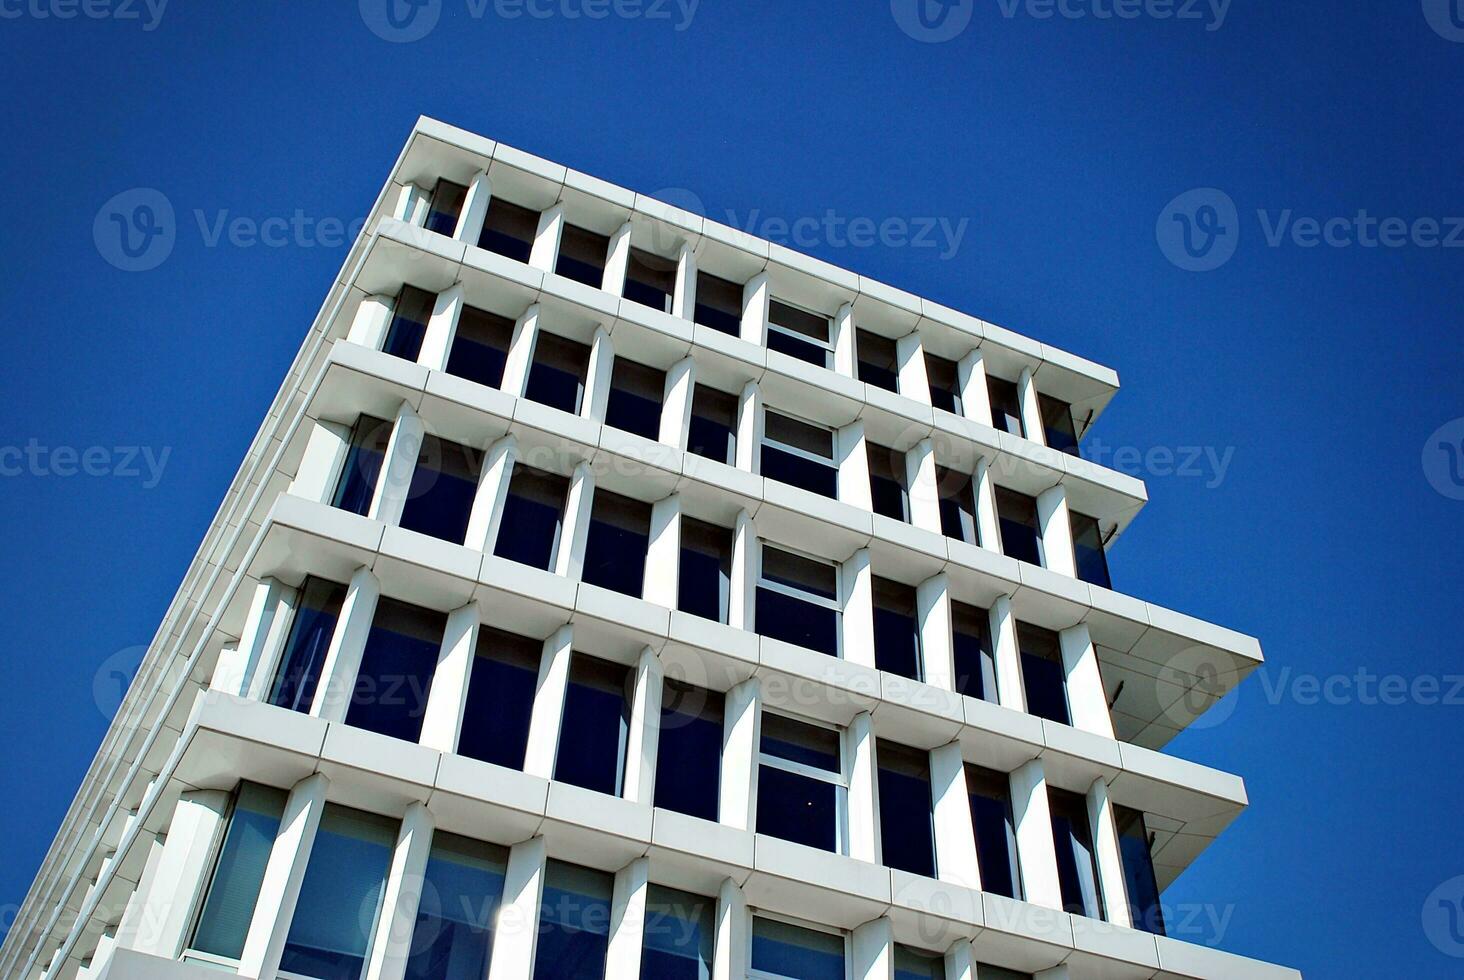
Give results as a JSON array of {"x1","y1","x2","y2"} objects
[
  {"x1": 925, "y1": 352, "x2": 964, "y2": 416},
  {"x1": 995, "y1": 485, "x2": 1046, "y2": 567},
  {"x1": 755, "y1": 543, "x2": 843, "y2": 659},
  {"x1": 757, "y1": 711, "x2": 849, "y2": 855},
  {"x1": 867, "y1": 441, "x2": 911, "y2": 523},
  {"x1": 603, "y1": 355, "x2": 668, "y2": 440},
  {"x1": 623, "y1": 246, "x2": 678, "y2": 314},
  {"x1": 692, "y1": 269, "x2": 745, "y2": 335},
  {"x1": 424, "y1": 178, "x2": 468, "y2": 238},
  {"x1": 760, "y1": 409, "x2": 838, "y2": 498},
  {"x1": 855, "y1": 328, "x2": 900, "y2": 392},
  {"x1": 523, "y1": 329, "x2": 592, "y2": 415},
  {"x1": 766, "y1": 298, "x2": 835, "y2": 369},
  {"x1": 476, "y1": 195, "x2": 540, "y2": 263},
  {"x1": 747, "y1": 911, "x2": 850, "y2": 980},
  {"x1": 871, "y1": 575, "x2": 923, "y2": 681}
]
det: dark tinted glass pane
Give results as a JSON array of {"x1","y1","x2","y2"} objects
[
  {"x1": 757, "y1": 766, "x2": 837, "y2": 851},
  {"x1": 654, "y1": 682, "x2": 724, "y2": 822},
  {"x1": 191, "y1": 784, "x2": 286, "y2": 960},
  {"x1": 894, "y1": 945, "x2": 948, "y2": 980},
  {"x1": 677, "y1": 518, "x2": 732, "y2": 623},
  {"x1": 693, "y1": 271, "x2": 743, "y2": 335},
  {"x1": 332, "y1": 415, "x2": 392, "y2": 517},
  {"x1": 1019, "y1": 624, "x2": 1070, "y2": 725},
  {"x1": 936, "y1": 468, "x2": 978, "y2": 544},
  {"x1": 868, "y1": 443, "x2": 909, "y2": 522},
  {"x1": 555, "y1": 224, "x2": 609, "y2": 288},
  {"x1": 346, "y1": 599, "x2": 445, "y2": 743},
  {"x1": 926, "y1": 354, "x2": 962, "y2": 415},
  {"x1": 751, "y1": 918, "x2": 845, "y2": 980},
  {"x1": 405, "y1": 835, "x2": 507, "y2": 980},
  {"x1": 426, "y1": 180, "x2": 468, "y2": 237},
  {"x1": 399, "y1": 436, "x2": 481, "y2": 545},
  {"x1": 1050, "y1": 789, "x2": 1103, "y2": 918},
  {"x1": 281, "y1": 807, "x2": 395, "y2": 980},
  {"x1": 760, "y1": 546, "x2": 838, "y2": 599},
  {"x1": 877, "y1": 742, "x2": 935, "y2": 877},
  {"x1": 857, "y1": 329, "x2": 899, "y2": 392},
  {"x1": 760, "y1": 713, "x2": 840, "y2": 771},
  {"x1": 555, "y1": 656, "x2": 630, "y2": 797},
  {"x1": 478, "y1": 197, "x2": 538, "y2": 263},
  {"x1": 268, "y1": 578, "x2": 347, "y2": 713},
  {"x1": 756, "y1": 588, "x2": 839, "y2": 656},
  {"x1": 525, "y1": 333, "x2": 591, "y2": 414},
  {"x1": 873, "y1": 577, "x2": 921, "y2": 680},
  {"x1": 762, "y1": 445, "x2": 838, "y2": 498},
  {"x1": 534, "y1": 862, "x2": 612, "y2": 980},
  {"x1": 996, "y1": 488, "x2": 1044, "y2": 566},
  {"x1": 686, "y1": 385, "x2": 738, "y2": 465},
  {"x1": 1116, "y1": 805, "x2": 1166, "y2": 936},
  {"x1": 768, "y1": 300, "x2": 831, "y2": 342},
  {"x1": 764, "y1": 411, "x2": 834, "y2": 457},
  {"x1": 642, "y1": 886, "x2": 716, "y2": 980},
  {"x1": 493, "y1": 466, "x2": 567, "y2": 570},
  {"x1": 1071, "y1": 512, "x2": 1112, "y2": 590},
  {"x1": 581, "y1": 491, "x2": 651, "y2": 597},
  {"x1": 951, "y1": 602, "x2": 997, "y2": 703},
  {"x1": 446, "y1": 306, "x2": 514, "y2": 389},
  {"x1": 457, "y1": 628, "x2": 540, "y2": 770},
  {"x1": 766, "y1": 326, "x2": 830, "y2": 366},
  {"x1": 1040, "y1": 394, "x2": 1080, "y2": 454},
  {"x1": 384, "y1": 286, "x2": 436, "y2": 361},
  {"x1": 967, "y1": 765, "x2": 1020, "y2": 900},
  {"x1": 605, "y1": 358, "x2": 666, "y2": 440},
  {"x1": 988, "y1": 377, "x2": 1024, "y2": 436},
  {"x1": 625, "y1": 248, "x2": 676, "y2": 314}
]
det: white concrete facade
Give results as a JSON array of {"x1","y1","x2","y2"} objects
[{"x1": 2, "y1": 118, "x2": 1297, "y2": 980}]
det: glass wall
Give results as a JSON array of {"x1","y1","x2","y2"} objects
[
  {"x1": 279, "y1": 805, "x2": 397, "y2": 980},
  {"x1": 188, "y1": 783, "x2": 287, "y2": 963},
  {"x1": 532, "y1": 861, "x2": 613, "y2": 979},
  {"x1": 750, "y1": 917, "x2": 845, "y2": 980},
  {"x1": 267, "y1": 578, "x2": 347, "y2": 715},
  {"x1": 641, "y1": 885, "x2": 716, "y2": 980},
  {"x1": 404, "y1": 834, "x2": 509, "y2": 980}
]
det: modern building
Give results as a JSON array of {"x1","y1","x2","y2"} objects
[{"x1": 0, "y1": 117, "x2": 1300, "y2": 980}]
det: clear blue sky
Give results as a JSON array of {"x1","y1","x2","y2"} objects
[{"x1": 2, "y1": 3, "x2": 1462, "y2": 977}]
